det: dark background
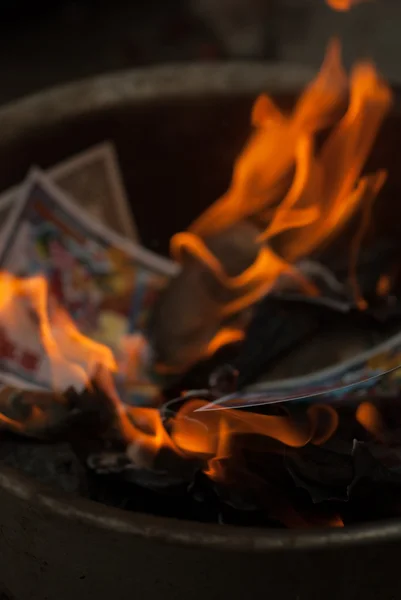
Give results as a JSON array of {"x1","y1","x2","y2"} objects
[
  {"x1": 0, "y1": 1, "x2": 398, "y2": 105},
  {"x1": 0, "y1": 0, "x2": 280, "y2": 104}
]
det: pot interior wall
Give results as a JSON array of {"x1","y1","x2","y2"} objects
[{"x1": 0, "y1": 90, "x2": 399, "y2": 256}]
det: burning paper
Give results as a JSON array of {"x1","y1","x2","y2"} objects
[
  {"x1": 152, "y1": 41, "x2": 392, "y2": 374},
  {"x1": 0, "y1": 169, "x2": 177, "y2": 397}
]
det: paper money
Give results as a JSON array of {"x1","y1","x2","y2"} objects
[
  {"x1": 0, "y1": 142, "x2": 138, "y2": 240},
  {"x1": 0, "y1": 168, "x2": 178, "y2": 394}
]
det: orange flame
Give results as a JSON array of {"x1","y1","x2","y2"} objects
[
  {"x1": 0, "y1": 272, "x2": 386, "y2": 528},
  {"x1": 115, "y1": 399, "x2": 340, "y2": 480},
  {"x1": 327, "y1": 0, "x2": 369, "y2": 10},
  {"x1": 356, "y1": 401, "x2": 385, "y2": 439},
  {"x1": 170, "y1": 42, "x2": 391, "y2": 332},
  {"x1": 206, "y1": 327, "x2": 245, "y2": 355},
  {"x1": 0, "y1": 272, "x2": 116, "y2": 393},
  {"x1": 189, "y1": 41, "x2": 348, "y2": 237}
]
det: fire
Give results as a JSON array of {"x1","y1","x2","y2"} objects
[
  {"x1": 0, "y1": 268, "x2": 343, "y2": 475},
  {"x1": 327, "y1": 0, "x2": 369, "y2": 10},
  {"x1": 356, "y1": 401, "x2": 385, "y2": 439},
  {"x1": 170, "y1": 400, "x2": 339, "y2": 456},
  {"x1": 118, "y1": 398, "x2": 340, "y2": 479},
  {"x1": 0, "y1": 34, "x2": 393, "y2": 528},
  {"x1": 170, "y1": 41, "x2": 391, "y2": 339},
  {"x1": 102, "y1": 41, "x2": 392, "y2": 527},
  {"x1": 0, "y1": 266, "x2": 389, "y2": 528},
  {"x1": 206, "y1": 327, "x2": 245, "y2": 355},
  {"x1": 0, "y1": 272, "x2": 116, "y2": 393}
]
